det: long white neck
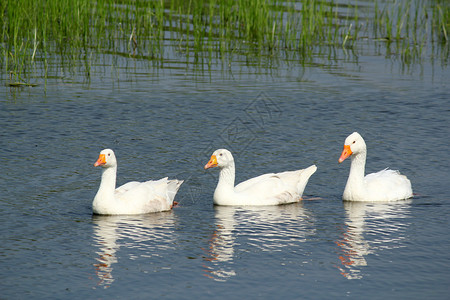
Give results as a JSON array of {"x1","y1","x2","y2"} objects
[
  {"x1": 346, "y1": 149, "x2": 366, "y2": 191},
  {"x1": 96, "y1": 166, "x2": 117, "y2": 198},
  {"x1": 216, "y1": 163, "x2": 236, "y2": 192}
]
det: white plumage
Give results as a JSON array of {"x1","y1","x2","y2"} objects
[
  {"x1": 204, "y1": 149, "x2": 316, "y2": 206},
  {"x1": 338, "y1": 132, "x2": 413, "y2": 202},
  {"x1": 93, "y1": 149, "x2": 183, "y2": 215}
]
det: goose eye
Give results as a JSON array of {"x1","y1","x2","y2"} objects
[
  {"x1": 108, "y1": 153, "x2": 111, "y2": 156},
  {"x1": 352, "y1": 141, "x2": 356, "y2": 144},
  {"x1": 219, "y1": 153, "x2": 223, "y2": 156}
]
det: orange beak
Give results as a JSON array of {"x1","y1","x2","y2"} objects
[
  {"x1": 94, "y1": 154, "x2": 106, "y2": 167},
  {"x1": 204, "y1": 155, "x2": 218, "y2": 169},
  {"x1": 338, "y1": 145, "x2": 353, "y2": 163}
]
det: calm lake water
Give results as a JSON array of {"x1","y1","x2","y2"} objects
[{"x1": 1, "y1": 2, "x2": 450, "y2": 299}]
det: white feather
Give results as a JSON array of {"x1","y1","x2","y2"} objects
[
  {"x1": 339, "y1": 132, "x2": 413, "y2": 202},
  {"x1": 205, "y1": 149, "x2": 316, "y2": 206},
  {"x1": 93, "y1": 149, "x2": 183, "y2": 215}
]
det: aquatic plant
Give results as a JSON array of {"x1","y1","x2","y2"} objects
[{"x1": 0, "y1": 0, "x2": 448, "y2": 82}]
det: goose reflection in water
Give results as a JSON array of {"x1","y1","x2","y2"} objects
[
  {"x1": 91, "y1": 212, "x2": 176, "y2": 288},
  {"x1": 336, "y1": 200, "x2": 411, "y2": 279},
  {"x1": 203, "y1": 203, "x2": 315, "y2": 282}
]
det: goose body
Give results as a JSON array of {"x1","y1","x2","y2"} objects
[
  {"x1": 93, "y1": 149, "x2": 183, "y2": 215},
  {"x1": 338, "y1": 132, "x2": 413, "y2": 202},
  {"x1": 204, "y1": 149, "x2": 317, "y2": 206}
]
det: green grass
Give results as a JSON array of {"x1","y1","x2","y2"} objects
[{"x1": 1, "y1": 0, "x2": 448, "y2": 82}]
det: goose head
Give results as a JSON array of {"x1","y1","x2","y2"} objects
[
  {"x1": 204, "y1": 149, "x2": 234, "y2": 169},
  {"x1": 338, "y1": 132, "x2": 367, "y2": 163},
  {"x1": 94, "y1": 149, "x2": 117, "y2": 168}
]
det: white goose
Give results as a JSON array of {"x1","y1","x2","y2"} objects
[
  {"x1": 93, "y1": 149, "x2": 183, "y2": 215},
  {"x1": 338, "y1": 132, "x2": 413, "y2": 202},
  {"x1": 204, "y1": 149, "x2": 317, "y2": 206}
]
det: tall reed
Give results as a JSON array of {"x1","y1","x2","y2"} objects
[{"x1": 1, "y1": 0, "x2": 448, "y2": 82}]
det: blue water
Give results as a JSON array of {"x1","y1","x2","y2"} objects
[{"x1": 1, "y1": 9, "x2": 450, "y2": 300}]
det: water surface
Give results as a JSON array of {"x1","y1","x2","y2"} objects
[{"x1": 1, "y1": 2, "x2": 449, "y2": 299}]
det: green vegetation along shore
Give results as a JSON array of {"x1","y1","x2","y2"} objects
[{"x1": 1, "y1": 0, "x2": 448, "y2": 82}]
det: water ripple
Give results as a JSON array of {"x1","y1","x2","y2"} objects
[
  {"x1": 202, "y1": 203, "x2": 315, "y2": 281},
  {"x1": 335, "y1": 200, "x2": 412, "y2": 279},
  {"x1": 91, "y1": 212, "x2": 176, "y2": 288}
]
